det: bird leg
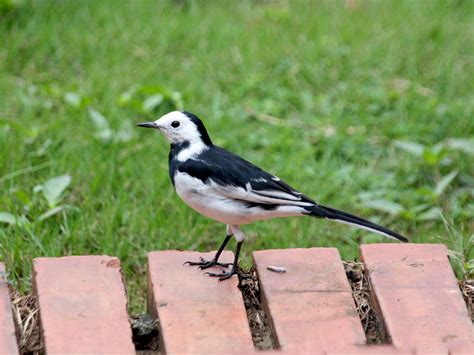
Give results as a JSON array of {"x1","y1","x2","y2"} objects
[
  {"x1": 184, "y1": 234, "x2": 233, "y2": 269},
  {"x1": 204, "y1": 240, "x2": 249, "y2": 281}
]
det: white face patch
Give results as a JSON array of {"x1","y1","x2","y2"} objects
[
  {"x1": 153, "y1": 111, "x2": 210, "y2": 161},
  {"x1": 154, "y1": 111, "x2": 204, "y2": 145}
]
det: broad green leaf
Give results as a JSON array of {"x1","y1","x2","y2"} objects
[
  {"x1": 118, "y1": 93, "x2": 131, "y2": 106},
  {"x1": 0, "y1": 212, "x2": 16, "y2": 225},
  {"x1": 170, "y1": 91, "x2": 184, "y2": 110},
  {"x1": 357, "y1": 190, "x2": 388, "y2": 201},
  {"x1": 64, "y1": 92, "x2": 81, "y2": 108},
  {"x1": 394, "y1": 140, "x2": 425, "y2": 156},
  {"x1": 115, "y1": 121, "x2": 133, "y2": 142},
  {"x1": 38, "y1": 205, "x2": 69, "y2": 221},
  {"x1": 119, "y1": 84, "x2": 183, "y2": 112},
  {"x1": 42, "y1": 175, "x2": 71, "y2": 207},
  {"x1": 142, "y1": 94, "x2": 164, "y2": 112},
  {"x1": 435, "y1": 170, "x2": 458, "y2": 196},
  {"x1": 88, "y1": 108, "x2": 113, "y2": 142},
  {"x1": 33, "y1": 138, "x2": 52, "y2": 157},
  {"x1": 445, "y1": 138, "x2": 474, "y2": 155},
  {"x1": 118, "y1": 89, "x2": 135, "y2": 106},
  {"x1": 38, "y1": 205, "x2": 78, "y2": 221},
  {"x1": 88, "y1": 108, "x2": 110, "y2": 131},
  {"x1": 96, "y1": 129, "x2": 113, "y2": 142},
  {"x1": 417, "y1": 207, "x2": 442, "y2": 221},
  {"x1": 361, "y1": 199, "x2": 405, "y2": 215},
  {"x1": 411, "y1": 203, "x2": 431, "y2": 213}
]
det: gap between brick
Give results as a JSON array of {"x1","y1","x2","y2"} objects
[
  {"x1": 344, "y1": 261, "x2": 391, "y2": 345},
  {"x1": 237, "y1": 267, "x2": 279, "y2": 351},
  {"x1": 9, "y1": 289, "x2": 44, "y2": 354}
]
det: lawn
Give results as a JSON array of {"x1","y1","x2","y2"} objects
[{"x1": 1, "y1": 0, "x2": 473, "y2": 312}]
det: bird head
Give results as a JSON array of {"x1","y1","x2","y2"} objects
[{"x1": 137, "y1": 111, "x2": 213, "y2": 146}]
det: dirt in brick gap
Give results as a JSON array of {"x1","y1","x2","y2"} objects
[
  {"x1": 343, "y1": 261, "x2": 387, "y2": 345},
  {"x1": 237, "y1": 267, "x2": 276, "y2": 350},
  {"x1": 459, "y1": 279, "x2": 474, "y2": 322},
  {"x1": 131, "y1": 314, "x2": 160, "y2": 353},
  {"x1": 10, "y1": 290, "x2": 43, "y2": 355}
]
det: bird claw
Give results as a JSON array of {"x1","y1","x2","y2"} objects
[
  {"x1": 204, "y1": 269, "x2": 236, "y2": 281},
  {"x1": 183, "y1": 257, "x2": 231, "y2": 270},
  {"x1": 204, "y1": 267, "x2": 252, "y2": 281}
]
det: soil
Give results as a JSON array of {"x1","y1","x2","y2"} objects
[
  {"x1": 9, "y1": 290, "x2": 43, "y2": 355},
  {"x1": 459, "y1": 279, "x2": 474, "y2": 322},
  {"x1": 237, "y1": 267, "x2": 276, "y2": 350},
  {"x1": 343, "y1": 261, "x2": 387, "y2": 344},
  {"x1": 131, "y1": 314, "x2": 160, "y2": 352}
]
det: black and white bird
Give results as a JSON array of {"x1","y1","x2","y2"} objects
[{"x1": 137, "y1": 111, "x2": 408, "y2": 280}]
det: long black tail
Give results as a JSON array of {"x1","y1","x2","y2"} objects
[{"x1": 305, "y1": 204, "x2": 408, "y2": 242}]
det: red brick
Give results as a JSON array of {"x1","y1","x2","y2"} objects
[
  {"x1": 253, "y1": 248, "x2": 366, "y2": 352},
  {"x1": 361, "y1": 243, "x2": 474, "y2": 354},
  {"x1": 0, "y1": 263, "x2": 19, "y2": 355},
  {"x1": 324, "y1": 345, "x2": 415, "y2": 354},
  {"x1": 148, "y1": 250, "x2": 254, "y2": 354},
  {"x1": 361, "y1": 243, "x2": 449, "y2": 263},
  {"x1": 33, "y1": 256, "x2": 135, "y2": 354}
]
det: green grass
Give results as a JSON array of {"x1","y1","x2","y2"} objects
[{"x1": 1, "y1": 0, "x2": 473, "y2": 312}]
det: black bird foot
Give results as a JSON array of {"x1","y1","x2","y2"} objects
[
  {"x1": 204, "y1": 267, "x2": 253, "y2": 281},
  {"x1": 183, "y1": 257, "x2": 232, "y2": 270}
]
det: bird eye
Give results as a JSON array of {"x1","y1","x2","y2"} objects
[{"x1": 171, "y1": 121, "x2": 180, "y2": 128}]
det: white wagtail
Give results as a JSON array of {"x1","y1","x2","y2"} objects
[{"x1": 137, "y1": 111, "x2": 408, "y2": 280}]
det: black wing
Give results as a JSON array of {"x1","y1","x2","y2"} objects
[{"x1": 176, "y1": 146, "x2": 316, "y2": 206}]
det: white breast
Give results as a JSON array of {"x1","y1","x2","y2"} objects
[{"x1": 173, "y1": 172, "x2": 305, "y2": 225}]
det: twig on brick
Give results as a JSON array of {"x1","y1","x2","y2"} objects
[{"x1": 266, "y1": 266, "x2": 287, "y2": 273}]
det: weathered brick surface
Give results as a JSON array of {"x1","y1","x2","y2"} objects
[
  {"x1": 361, "y1": 243, "x2": 474, "y2": 354},
  {"x1": 253, "y1": 248, "x2": 366, "y2": 352},
  {"x1": 324, "y1": 345, "x2": 415, "y2": 354},
  {"x1": 148, "y1": 250, "x2": 254, "y2": 354},
  {"x1": 0, "y1": 263, "x2": 19, "y2": 355},
  {"x1": 33, "y1": 256, "x2": 135, "y2": 354}
]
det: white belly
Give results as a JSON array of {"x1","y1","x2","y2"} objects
[{"x1": 173, "y1": 172, "x2": 304, "y2": 225}]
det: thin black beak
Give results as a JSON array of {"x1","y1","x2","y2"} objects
[{"x1": 136, "y1": 122, "x2": 158, "y2": 129}]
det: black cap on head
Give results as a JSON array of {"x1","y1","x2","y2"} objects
[{"x1": 182, "y1": 111, "x2": 213, "y2": 146}]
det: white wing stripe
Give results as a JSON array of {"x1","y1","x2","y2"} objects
[
  {"x1": 218, "y1": 181, "x2": 313, "y2": 207},
  {"x1": 253, "y1": 189, "x2": 301, "y2": 201}
]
